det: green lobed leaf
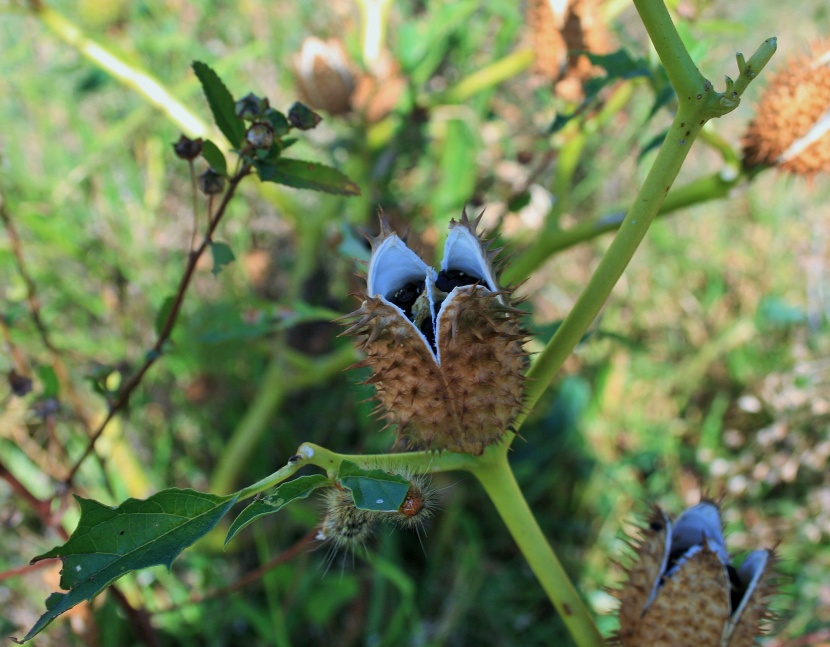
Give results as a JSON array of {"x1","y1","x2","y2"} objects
[
  {"x1": 16, "y1": 489, "x2": 237, "y2": 643},
  {"x1": 224, "y1": 474, "x2": 329, "y2": 545},
  {"x1": 201, "y1": 139, "x2": 227, "y2": 175},
  {"x1": 337, "y1": 461, "x2": 409, "y2": 512},
  {"x1": 210, "y1": 241, "x2": 235, "y2": 276},
  {"x1": 192, "y1": 61, "x2": 247, "y2": 147},
  {"x1": 256, "y1": 158, "x2": 361, "y2": 196}
]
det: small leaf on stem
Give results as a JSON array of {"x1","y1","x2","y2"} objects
[
  {"x1": 192, "y1": 61, "x2": 247, "y2": 147},
  {"x1": 225, "y1": 474, "x2": 329, "y2": 545},
  {"x1": 201, "y1": 139, "x2": 227, "y2": 176},
  {"x1": 337, "y1": 461, "x2": 410, "y2": 512},
  {"x1": 210, "y1": 242, "x2": 236, "y2": 275},
  {"x1": 256, "y1": 158, "x2": 361, "y2": 196}
]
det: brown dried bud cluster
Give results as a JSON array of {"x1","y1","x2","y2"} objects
[
  {"x1": 342, "y1": 210, "x2": 528, "y2": 455},
  {"x1": 616, "y1": 502, "x2": 776, "y2": 647},
  {"x1": 526, "y1": 0, "x2": 613, "y2": 102},
  {"x1": 743, "y1": 41, "x2": 830, "y2": 176}
]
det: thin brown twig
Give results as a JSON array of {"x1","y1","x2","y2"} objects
[
  {"x1": 154, "y1": 530, "x2": 317, "y2": 614},
  {"x1": 64, "y1": 164, "x2": 252, "y2": 484},
  {"x1": 0, "y1": 559, "x2": 54, "y2": 583},
  {"x1": 0, "y1": 190, "x2": 94, "y2": 431},
  {"x1": 0, "y1": 458, "x2": 66, "y2": 538}
]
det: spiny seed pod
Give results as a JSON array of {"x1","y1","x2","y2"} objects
[
  {"x1": 316, "y1": 486, "x2": 376, "y2": 552},
  {"x1": 342, "y1": 209, "x2": 528, "y2": 455},
  {"x1": 616, "y1": 502, "x2": 777, "y2": 647},
  {"x1": 742, "y1": 41, "x2": 830, "y2": 176}
]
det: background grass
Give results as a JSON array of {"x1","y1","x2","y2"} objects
[{"x1": 1, "y1": 0, "x2": 828, "y2": 645}]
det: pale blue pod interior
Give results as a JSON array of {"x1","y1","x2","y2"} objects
[
  {"x1": 441, "y1": 222, "x2": 499, "y2": 292},
  {"x1": 366, "y1": 232, "x2": 439, "y2": 360}
]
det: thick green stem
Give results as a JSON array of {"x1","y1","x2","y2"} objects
[
  {"x1": 471, "y1": 452, "x2": 606, "y2": 647},
  {"x1": 512, "y1": 1, "x2": 775, "y2": 430}
]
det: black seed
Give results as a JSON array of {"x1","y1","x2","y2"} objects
[
  {"x1": 436, "y1": 269, "x2": 480, "y2": 292},
  {"x1": 389, "y1": 280, "x2": 425, "y2": 319},
  {"x1": 727, "y1": 564, "x2": 746, "y2": 615},
  {"x1": 419, "y1": 317, "x2": 436, "y2": 352}
]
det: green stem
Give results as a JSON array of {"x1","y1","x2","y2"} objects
[
  {"x1": 512, "y1": 1, "x2": 775, "y2": 430},
  {"x1": 471, "y1": 451, "x2": 606, "y2": 647}
]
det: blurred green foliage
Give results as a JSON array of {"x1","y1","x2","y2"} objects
[{"x1": 1, "y1": 0, "x2": 829, "y2": 645}]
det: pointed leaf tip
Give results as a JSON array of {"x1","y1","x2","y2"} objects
[{"x1": 192, "y1": 61, "x2": 247, "y2": 147}]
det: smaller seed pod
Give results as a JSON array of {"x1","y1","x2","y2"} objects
[
  {"x1": 615, "y1": 502, "x2": 777, "y2": 647},
  {"x1": 742, "y1": 40, "x2": 830, "y2": 176},
  {"x1": 316, "y1": 487, "x2": 377, "y2": 553},
  {"x1": 342, "y1": 209, "x2": 529, "y2": 455}
]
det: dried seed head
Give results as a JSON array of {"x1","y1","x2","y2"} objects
[
  {"x1": 526, "y1": 0, "x2": 613, "y2": 102},
  {"x1": 234, "y1": 93, "x2": 269, "y2": 121},
  {"x1": 172, "y1": 135, "x2": 203, "y2": 161},
  {"x1": 342, "y1": 208, "x2": 528, "y2": 455},
  {"x1": 743, "y1": 41, "x2": 830, "y2": 176},
  {"x1": 197, "y1": 168, "x2": 225, "y2": 195},
  {"x1": 293, "y1": 37, "x2": 356, "y2": 116},
  {"x1": 615, "y1": 502, "x2": 777, "y2": 647}
]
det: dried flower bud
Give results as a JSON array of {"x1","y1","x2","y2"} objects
[
  {"x1": 245, "y1": 122, "x2": 275, "y2": 150},
  {"x1": 743, "y1": 41, "x2": 830, "y2": 175},
  {"x1": 287, "y1": 101, "x2": 323, "y2": 130},
  {"x1": 293, "y1": 37, "x2": 356, "y2": 115},
  {"x1": 7, "y1": 369, "x2": 33, "y2": 397},
  {"x1": 173, "y1": 135, "x2": 204, "y2": 161},
  {"x1": 235, "y1": 93, "x2": 269, "y2": 121},
  {"x1": 616, "y1": 502, "x2": 776, "y2": 647},
  {"x1": 342, "y1": 209, "x2": 528, "y2": 455},
  {"x1": 197, "y1": 168, "x2": 226, "y2": 195}
]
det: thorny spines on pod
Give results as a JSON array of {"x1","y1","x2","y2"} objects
[
  {"x1": 340, "y1": 207, "x2": 528, "y2": 455},
  {"x1": 742, "y1": 39, "x2": 830, "y2": 176},
  {"x1": 613, "y1": 501, "x2": 778, "y2": 647}
]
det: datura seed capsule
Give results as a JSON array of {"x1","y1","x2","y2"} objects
[
  {"x1": 342, "y1": 209, "x2": 528, "y2": 455},
  {"x1": 616, "y1": 502, "x2": 776, "y2": 647}
]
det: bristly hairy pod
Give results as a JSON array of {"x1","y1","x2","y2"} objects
[
  {"x1": 342, "y1": 208, "x2": 528, "y2": 455},
  {"x1": 615, "y1": 502, "x2": 777, "y2": 647}
]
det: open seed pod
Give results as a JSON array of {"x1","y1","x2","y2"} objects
[
  {"x1": 616, "y1": 502, "x2": 776, "y2": 647},
  {"x1": 342, "y1": 210, "x2": 528, "y2": 455}
]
